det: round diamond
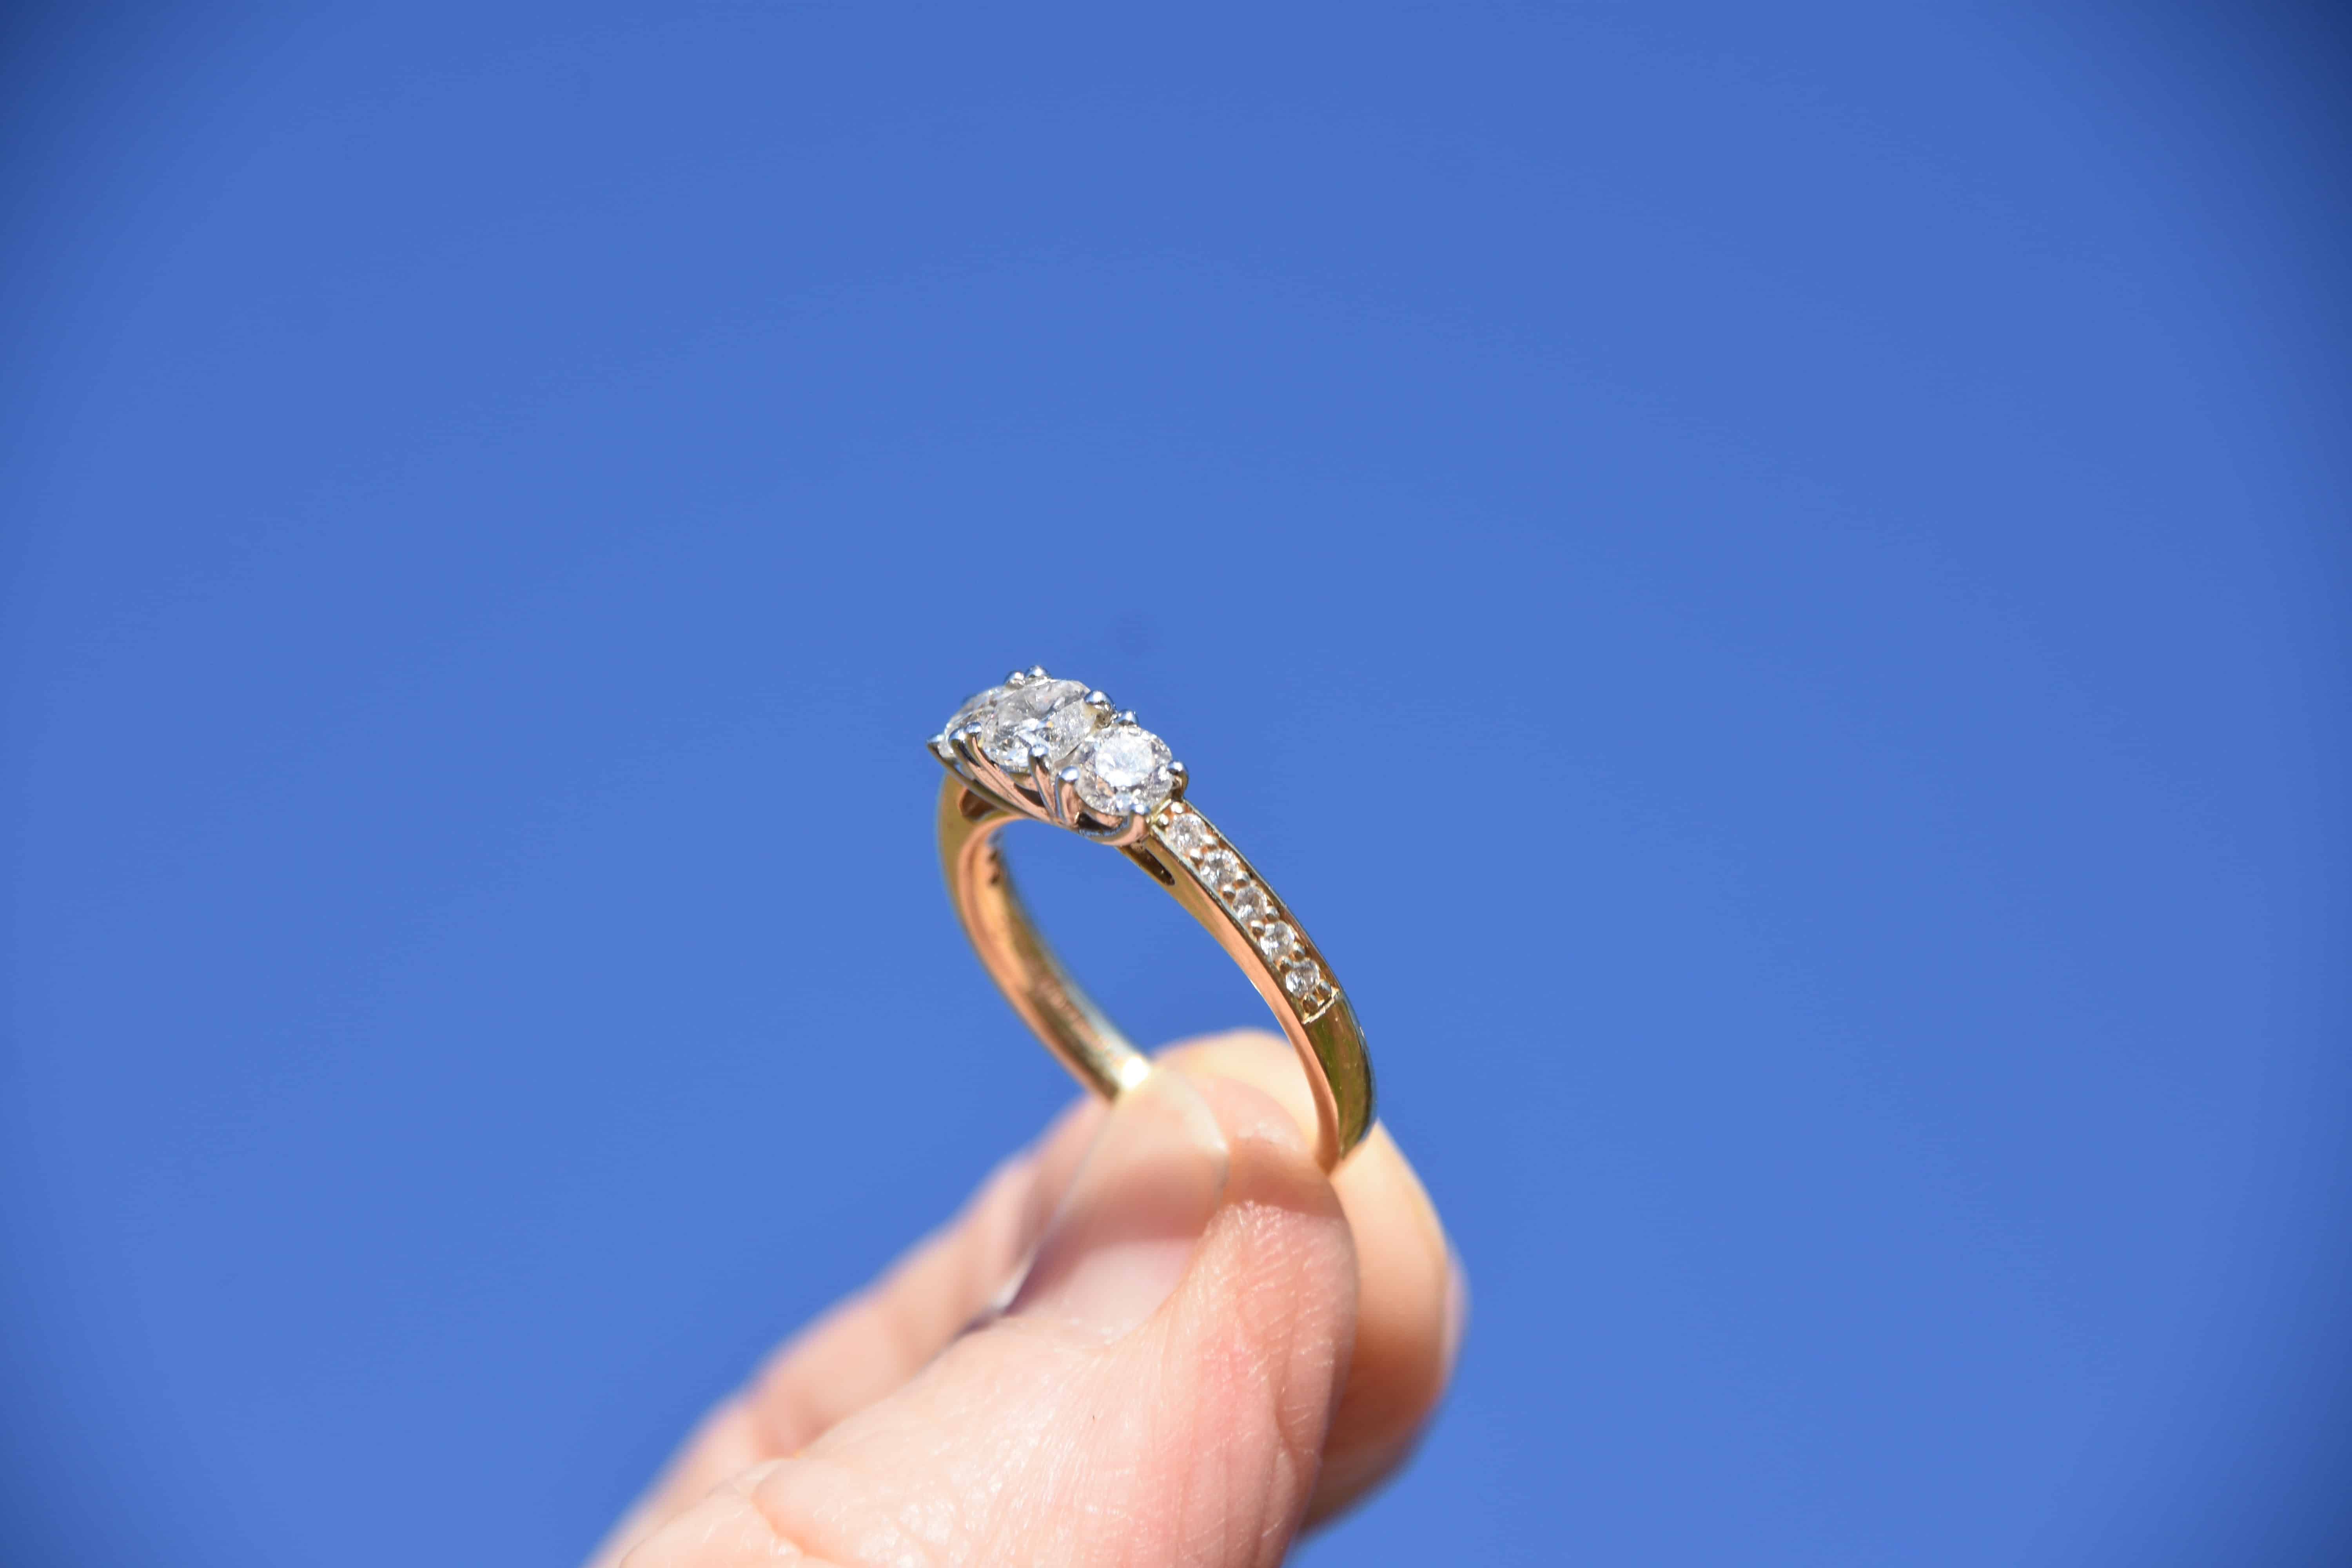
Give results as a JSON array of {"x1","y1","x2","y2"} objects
[
  {"x1": 1162, "y1": 811, "x2": 1215, "y2": 859},
  {"x1": 1074, "y1": 723, "x2": 1175, "y2": 817},
  {"x1": 981, "y1": 678, "x2": 1102, "y2": 771},
  {"x1": 1282, "y1": 958, "x2": 1325, "y2": 1000},
  {"x1": 1256, "y1": 920, "x2": 1298, "y2": 960},
  {"x1": 1227, "y1": 882, "x2": 1270, "y2": 923},
  {"x1": 1195, "y1": 847, "x2": 1242, "y2": 890},
  {"x1": 939, "y1": 683, "x2": 1006, "y2": 755}
]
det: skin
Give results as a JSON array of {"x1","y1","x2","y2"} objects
[{"x1": 588, "y1": 1030, "x2": 1464, "y2": 1568}]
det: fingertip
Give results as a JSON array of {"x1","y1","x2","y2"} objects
[
  {"x1": 1008, "y1": 1066, "x2": 1230, "y2": 1339},
  {"x1": 1179, "y1": 1067, "x2": 1357, "y2": 1306},
  {"x1": 717, "y1": 1066, "x2": 1362, "y2": 1568},
  {"x1": 1180, "y1": 1064, "x2": 1319, "y2": 1170},
  {"x1": 1161, "y1": 1029, "x2": 1321, "y2": 1132},
  {"x1": 1156, "y1": 1067, "x2": 1360, "y2": 1520},
  {"x1": 1158, "y1": 1031, "x2": 1464, "y2": 1526}
]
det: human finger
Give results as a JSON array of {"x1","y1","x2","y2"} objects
[{"x1": 617, "y1": 1064, "x2": 1354, "y2": 1568}]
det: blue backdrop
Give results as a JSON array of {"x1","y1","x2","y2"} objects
[{"x1": 4, "y1": 4, "x2": 2347, "y2": 1563}]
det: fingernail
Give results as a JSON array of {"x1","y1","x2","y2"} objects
[{"x1": 1009, "y1": 1067, "x2": 1229, "y2": 1339}]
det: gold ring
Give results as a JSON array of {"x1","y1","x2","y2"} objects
[{"x1": 929, "y1": 666, "x2": 1375, "y2": 1169}]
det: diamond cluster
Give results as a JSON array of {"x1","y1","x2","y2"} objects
[
  {"x1": 934, "y1": 667, "x2": 1179, "y2": 822},
  {"x1": 1154, "y1": 802, "x2": 1336, "y2": 1018}
]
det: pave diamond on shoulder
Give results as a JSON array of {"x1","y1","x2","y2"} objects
[
  {"x1": 1256, "y1": 919, "x2": 1298, "y2": 960},
  {"x1": 1195, "y1": 847, "x2": 1243, "y2": 890},
  {"x1": 1160, "y1": 808, "x2": 1216, "y2": 859}
]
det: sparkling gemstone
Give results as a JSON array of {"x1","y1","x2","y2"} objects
[
  {"x1": 981, "y1": 678, "x2": 1102, "y2": 771},
  {"x1": 1162, "y1": 811, "x2": 1215, "y2": 858},
  {"x1": 1227, "y1": 882, "x2": 1270, "y2": 923},
  {"x1": 1073, "y1": 723, "x2": 1176, "y2": 817},
  {"x1": 940, "y1": 683, "x2": 1007, "y2": 755},
  {"x1": 1256, "y1": 920, "x2": 1298, "y2": 960},
  {"x1": 1282, "y1": 959, "x2": 1325, "y2": 1000},
  {"x1": 1195, "y1": 848, "x2": 1242, "y2": 890}
]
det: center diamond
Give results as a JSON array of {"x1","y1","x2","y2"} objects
[{"x1": 978, "y1": 677, "x2": 1103, "y2": 771}]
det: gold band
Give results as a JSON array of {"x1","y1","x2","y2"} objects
[{"x1": 930, "y1": 684, "x2": 1374, "y2": 1169}]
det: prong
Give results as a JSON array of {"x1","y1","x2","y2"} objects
[
  {"x1": 1053, "y1": 766, "x2": 1088, "y2": 826},
  {"x1": 1167, "y1": 760, "x2": 1188, "y2": 800},
  {"x1": 1114, "y1": 710, "x2": 1138, "y2": 726},
  {"x1": 948, "y1": 726, "x2": 1001, "y2": 795},
  {"x1": 1072, "y1": 802, "x2": 1151, "y2": 846},
  {"x1": 955, "y1": 726, "x2": 1031, "y2": 816},
  {"x1": 1005, "y1": 668, "x2": 1029, "y2": 686},
  {"x1": 1027, "y1": 745, "x2": 1060, "y2": 818},
  {"x1": 1027, "y1": 664, "x2": 1050, "y2": 680},
  {"x1": 1085, "y1": 689, "x2": 1112, "y2": 713}
]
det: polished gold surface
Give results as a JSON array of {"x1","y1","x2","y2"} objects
[{"x1": 932, "y1": 722, "x2": 1375, "y2": 1170}]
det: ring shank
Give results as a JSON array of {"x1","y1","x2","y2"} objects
[{"x1": 936, "y1": 778, "x2": 1374, "y2": 1168}]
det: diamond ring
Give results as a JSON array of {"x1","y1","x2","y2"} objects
[{"x1": 929, "y1": 667, "x2": 1375, "y2": 1168}]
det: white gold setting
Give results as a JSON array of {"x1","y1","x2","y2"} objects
[{"x1": 931, "y1": 666, "x2": 1183, "y2": 846}]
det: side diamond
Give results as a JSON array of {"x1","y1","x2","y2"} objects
[
  {"x1": 1227, "y1": 882, "x2": 1270, "y2": 923},
  {"x1": 1162, "y1": 810, "x2": 1215, "y2": 859},
  {"x1": 1195, "y1": 848, "x2": 1242, "y2": 890},
  {"x1": 1073, "y1": 723, "x2": 1176, "y2": 818},
  {"x1": 1255, "y1": 920, "x2": 1298, "y2": 961},
  {"x1": 1282, "y1": 958, "x2": 1325, "y2": 1000},
  {"x1": 938, "y1": 683, "x2": 1007, "y2": 759}
]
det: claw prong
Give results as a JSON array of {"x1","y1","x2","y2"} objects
[
  {"x1": 1027, "y1": 746, "x2": 1061, "y2": 818},
  {"x1": 1051, "y1": 768, "x2": 1088, "y2": 826}
]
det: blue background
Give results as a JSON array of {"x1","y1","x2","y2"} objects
[{"x1": 4, "y1": 4, "x2": 2347, "y2": 1563}]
